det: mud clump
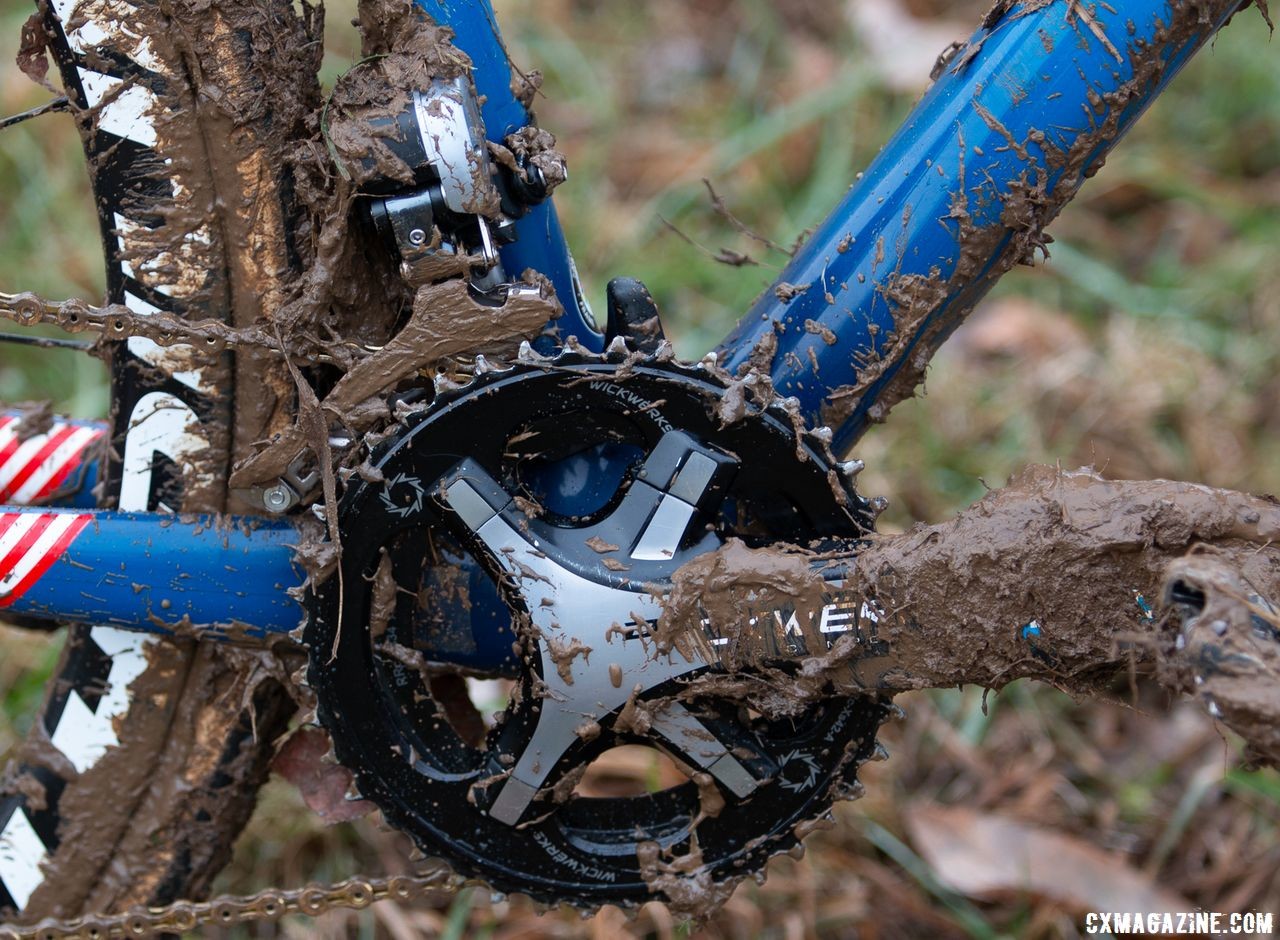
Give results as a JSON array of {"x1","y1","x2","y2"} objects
[
  {"x1": 636, "y1": 838, "x2": 736, "y2": 921},
  {"x1": 660, "y1": 538, "x2": 827, "y2": 673},
  {"x1": 323, "y1": 21, "x2": 471, "y2": 191},
  {"x1": 491, "y1": 126, "x2": 568, "y2": 196},
  {"x1": 661, "y1": 466, "x2": 1280, "y2": 763},
  {"x1": 229, "y1": 277, "x2": 559, "y2": 490}
]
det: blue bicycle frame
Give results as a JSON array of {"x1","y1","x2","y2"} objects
[{"x1": 0, "y1": 0, "x2": 1245, "y2": 665}]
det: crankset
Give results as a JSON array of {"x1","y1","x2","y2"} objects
[{"x1": 305, "y1": 351, "x2": 890, "y2": 909}]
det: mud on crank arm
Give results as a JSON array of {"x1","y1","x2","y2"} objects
[{"x1": 0, "y1": 356, "x2": 894, "y2": 912}]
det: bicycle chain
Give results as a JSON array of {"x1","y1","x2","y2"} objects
[
  {"x1": 0, "y1": 300, "x2": 882, "y2": 923},
  {"x1": 0, "y1": 290, "x2": 346, "y2": 362},
  {"x1": 0, "y1": 869, "x2": 462, "y2": 939}
]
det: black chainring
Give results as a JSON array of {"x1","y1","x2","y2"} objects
[{"x1": 306, "y1": 352, "x2": 890, "y2": 909}]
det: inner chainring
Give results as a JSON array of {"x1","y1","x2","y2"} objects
[{"x1": 306, "y1": 351, "x2": 890, "y2": 909}]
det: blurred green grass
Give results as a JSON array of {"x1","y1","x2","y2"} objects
[{"x1": 0, "y1": 0, "x2": 106, "y2": 418}]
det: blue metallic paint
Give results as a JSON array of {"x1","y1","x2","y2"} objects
[
  {"x1": 412, "y1": 0, "x2": 604, "y2": 350},
  {"x1": 6, "y1": 510, "x2": 303, "y2": 637},
  {"x1": 717, "y1": 0, "x2": 1239, "y2": 454}
]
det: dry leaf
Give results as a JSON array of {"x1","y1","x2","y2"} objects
[
  {"x1": 273, "y1": 726, "x2": 374, "y2": 824},
  {"x1": 905, "y1": 803, "x2": 1192, "y2": 914}
]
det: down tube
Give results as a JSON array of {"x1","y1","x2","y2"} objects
[
  {"x1": 412, "y1": 0, "x2": 604, "y2": 349},
  {"x1": 717, "y1": 0, "x2": 1245, "y2": 455}
]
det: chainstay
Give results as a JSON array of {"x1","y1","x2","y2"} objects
[{"x1": 0, "y1": 869, "x2": 462, "y2": 939}]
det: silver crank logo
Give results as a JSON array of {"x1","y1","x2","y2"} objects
[
  {"x1": 777, "y1": 749, "x2": 824, "y2": 792},
  {"x1": 380, "y1": 473, "x2": 425, "y2": 517}
]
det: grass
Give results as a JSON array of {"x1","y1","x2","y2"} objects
[
  {"x1": 1, "y1": 0, "x2": 1279, "y2": 935},
  {"x1": 0, "y1": 0, "x2": 107, "y2": 418}
]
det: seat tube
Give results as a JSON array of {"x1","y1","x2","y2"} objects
[{"x1": 412, "y1": 0, "x2": 604, "y2": 349}]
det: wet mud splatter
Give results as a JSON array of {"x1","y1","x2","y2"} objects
[
  {"x1": 636, "y1": 838, "x2": 737, "y2": 921},
  {"x1": 6, "y1": 0, "x2": 319, "y2": 921},
  {"x1": 819, "y1": 0, "x2": 1266, "y2": 432},
  {"x1": 229, "y1": 278, "x2": 559, "y2": 490},
  {"x1": 14, "y1": 639, "x2": 294, "y2": 917},
  {"x1": 1158, "y1": 552, "x2": 1280, "y2": 767},
  {"x1": 4, "y1": 0, "x2": 1276, "y2": 924},
  {"x1": 490, "y1": 126, "x2": 568, "y2": 195}
]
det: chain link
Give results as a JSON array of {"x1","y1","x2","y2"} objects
[
  {"x1": 0, "y1": 288, "x2": 465, "y2": 936},
  {"x1": 0, "y1": 869, "x2": 462, "y2": 939},
  {"x1": 0, "y1": 291, "x2": 365, "y2": 365}
]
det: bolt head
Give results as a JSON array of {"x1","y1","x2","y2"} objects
[
  {"x1": 408, "y1": 228, "x2": 428, "y2": 246},
  {"x1": 263, "y1": 484, "x2": 293, "y2": 512}
]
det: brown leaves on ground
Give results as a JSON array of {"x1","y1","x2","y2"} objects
[{"x1": 905, "y1": 804, "x2": 1192, "y2": 913}]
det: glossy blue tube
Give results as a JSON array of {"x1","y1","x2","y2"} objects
[
  {"x1": 24, "y1": 1, "x2": 1240, "y2": 665},
  {"x1": 716, "y1": 0, "x2": 1240, "y2": 454},
  {"x1": 413, "y1": 0, "x2": 604, "y2": 349},
  {"x1": 6, "y1": 510, "x2": 303, "y2": 637}
]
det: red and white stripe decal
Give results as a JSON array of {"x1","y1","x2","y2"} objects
[
  {"x1": 0, "y1": 415, "x2": 104, "y2": 505},
  {"x1": 0, "y1": 512, "x2": 91, "y2": 607}
]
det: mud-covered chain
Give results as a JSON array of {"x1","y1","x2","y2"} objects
[
  {"x1": 0, "y1": 290, "x2": 353, "y2": 362},
  {"x1": 0, "y1": 870, "x2": 461, "y2": 939}
]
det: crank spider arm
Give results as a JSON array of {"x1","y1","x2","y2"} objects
[
  {"x1": 0, "y1": 496, "x2": 873, "y2": 661},
  {"x1": 0, "y1": 507, "x2": 303, "y2": 639},
  {"x1": 303, "y1": 359, "x2": 894, "y2": 899},
  {"x1": 0, "y1": 401, "x2": 870, "y2": 662},
  {"x1": 418, "y1": 0, "x2": 1245, "y2": 456}
]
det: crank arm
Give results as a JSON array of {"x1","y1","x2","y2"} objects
[{"x1": 694, "y1": 556, "x2": 886, "y2": 665}]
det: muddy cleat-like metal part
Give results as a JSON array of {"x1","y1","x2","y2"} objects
[{"x1": 306, "y1": 354, "x2": 890, "y2": 909}]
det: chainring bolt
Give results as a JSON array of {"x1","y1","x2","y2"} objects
[{"x1": 263, "y1": 483, "x2": 296, "y2": 513}]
